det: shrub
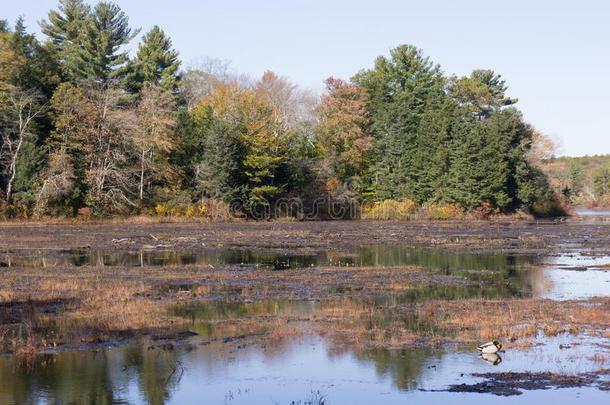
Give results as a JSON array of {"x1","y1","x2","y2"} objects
[
  {"x1": 531, "y1": 198, "x2": 568, "y2": 218},
  {"x1": 152, "y1": 199, "x2": 233, "y2": 220},
  {"x1": 473, "y1": 202, "x2": 497, "y2": 219},
  {"x1": 154, "y1": 203, "x2": 169, "y2": 216},
  {"x1": 77, "y1": 207, "x2": 93, "y2": 220},
  {"x1": 361, "y1": 199, "x2": 417, "y2": 220},
  {"x1": 421, "y1": 203, "x2": 464, "y2": 220}
]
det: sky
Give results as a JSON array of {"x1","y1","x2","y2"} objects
[{"x1": 4, "y1": 0, "x2": 609, "y2": 156}]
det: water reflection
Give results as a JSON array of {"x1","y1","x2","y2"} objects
[
  {"x1": 1, "y1": 332, "x2": 607, "y2": 405},
  {"x1": 0, "y1": 345, "x2": 183, "y2": 405},
  {"x1": 2, "y1": 245, "x2": 607, "y2": 301},
  {"x1": 0, "y1": 244, "x2": 541, "y2": 271},
  {"x1": 0, "y1": 249, "x2": 323, "y2": 270},
  {"x1": 1, "y1": 245, "x2": 609, "y2": 403}
]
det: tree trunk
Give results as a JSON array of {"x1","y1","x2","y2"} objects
[
  {"x1": 139, "y1": 146, "x2": 145, "y2": 202},
  {"x1": 6, "y1": 109, "x2": 26, "y2": 204}
]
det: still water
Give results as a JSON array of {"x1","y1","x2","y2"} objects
[
  {"x1": 0, "y1": 333, "x2": 608, "y2": 405},
  {"x1": 0, "y1": 245, "x2": 609, "y2": 404},
  {"x1": 2, "y1": 245, "x2": 608, "y2": 300}
]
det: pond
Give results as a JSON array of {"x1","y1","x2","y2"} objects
[
  {"x1": 574, "y1": 207, "x2": 610, "y2": 217},
  {"x1": 0, "y1": 245, "x2": 609, "y2": 404},
  {"x1": 2, "y1": 245, "x2": 608, "y2": 301},
  {"x1": 1, "y1": 325, "x2": 608, "y2": 404}
]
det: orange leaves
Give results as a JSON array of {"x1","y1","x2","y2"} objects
[{"x1": 317, "y1": 77, "x2": 373, "y2": 182}]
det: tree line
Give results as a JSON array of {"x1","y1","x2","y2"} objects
[
  {"x1": 543, "y1": 155, "x2": 610, "y2": 208},
  {"x1": 0, "y1": 0, "x2": 563, "y2": 219}
]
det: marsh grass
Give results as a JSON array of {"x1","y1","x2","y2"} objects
[
  {"x1": 310, "y1": 297, "x2": 610, "y2": 350},
  {"x1": 1, "y1": 258, "x2": 608, "y2": 357}
]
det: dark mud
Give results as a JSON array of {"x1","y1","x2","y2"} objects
[
  {"x1": 442, "y1": 369, "x2": 610, "y2": 396},
  {"x1": 1, "y1": 218, "x2": 609, "y2": 256}
]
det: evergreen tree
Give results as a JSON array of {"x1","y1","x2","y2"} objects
[
  {"x1": 449, "y1": 69, "x2": 517, "y2": 120},
  {"x1": 0, "y1": 20, "x2": 58, "y2": 209},
  {"x1": 127, "y1": 26, "x2": 180, "y2": 93},
  {"x1": 412, "y1": 88, "x2": 456, "y2": 203},
  {"x1": 194, "y1": 116, "x2": 246, "y2": 201},
  {"x1": 566, "y1": 161, "x2": 584, "y2": 196},
  {"x1": 40, "y1": 0, "x2": 91, "y2": 81},
  {"x1": 353, "y1": 45, "x2": 445, "y2": 200},
  {"x1": 593, "y1": 166, "x2": 610, "y2": 198},
  {"x1": 2, "y1": 18, "x2": 60, "y2": 97},
  {"x1": 73, "y1": 1, "x2": 139, "y2": 84}
]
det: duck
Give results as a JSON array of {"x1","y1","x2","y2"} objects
[
  {"x1": 480, "y1": 352, "x2": 502, "y2": 365},
  {"x1": 477, "y1": 340, "x2": 503, "y2": 354}
]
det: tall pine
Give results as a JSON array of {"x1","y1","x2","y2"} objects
[
  {"x1": 73, "y1": 1, "x2": 139, "y2": 84},
  {"x1": 126, "y1": 26, "x2": 180, "y2": 93},
  {"x1": 40, "y1": 0, "x2": 90, "y2": 81}
]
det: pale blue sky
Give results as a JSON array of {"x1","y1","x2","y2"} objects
[{"x1": 4, "y1": 0, "x2": 609, "y2": 156}]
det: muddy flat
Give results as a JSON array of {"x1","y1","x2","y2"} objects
[{"x1": 0, "y1": 218, "x2": 609, "y2": 253}]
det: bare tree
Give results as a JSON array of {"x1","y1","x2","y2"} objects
[
  {"x1": 254, "y1": 70, "x2": 319, "y2": 140},
  {"x1": 81, "y1": 81, "x2": 138, "y2": 212},
  {"x1": 133, "y1": 85, "x2": 178, "y2": 203},
  {"x1": 527, "y1": 130, "x2": 556, "y2": 168},
  {"x1": 180, "y1": 57, "x2": 252, "y2": 109},
  {"x1": 0, "y1": 88, "x2": 45, "y2": 203},
  {"x1": 35, "y1": 150, "x2": 76, "y2": 215}
]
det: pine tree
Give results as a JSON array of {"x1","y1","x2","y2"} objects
[
  {"x1": 352, "y1": 44, "x2": 445, "y2": 200},
  {"x1": 127, "y1": 26, "x2": 180, "y2": 93},
  {"x1": 40, "y1": 0, "x2": 90, "y2": 81},
  {"x1": 73, "y1": 1, "x2": 139, "y2": 84},
  {"x1": 4, "y1": 18, "x2": 60, "y2": 97},
  {"x1": 412, "y1": 88, "x2": 456, "y2": 203}
]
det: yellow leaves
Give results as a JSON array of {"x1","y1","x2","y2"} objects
[
  {"x1": 154, "y1": 200, "x2": 213, "y2": 218},
  {"x1": 0, "y1": 34, "x2": 26, "y2": 87},
  {"x1": 49, "y1": 82, "x2": 99, "y2": 147},
  {"x1": 362, "y1": 199, "x2": 417, "y2": 220},
  {"x1": 361, "y1": 200, "x2": 464, "y2": 220},
  {"x1": 195, "y1": 82, "x2": 282, "y2": 140},
  {"x1": 194, "y1": 81, "x2": 292, "y2": 198}
]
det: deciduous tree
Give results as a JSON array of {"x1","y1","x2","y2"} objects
[
  {"x1": 0, "y1": 88, "x2": 46, "y2": 203},
  {"x1": 316, "y1": 77, "x2": 372, "y2": 191},
  {"x1": 133, "y1": 85, "x2": 178, "y2": 203}
]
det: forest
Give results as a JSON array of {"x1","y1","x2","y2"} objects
[
  {"x1": 543, "y1": 155, "x2": 610, "y2": 208},
  {"x1": 0, "y1": 0, "x2": 564, "y2": 220}
]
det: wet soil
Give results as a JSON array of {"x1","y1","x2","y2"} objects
[
  {"x1": 443, "y1": 369, "x2": 610, "y2": 396},
  {"x1": 0, "y1": 218, "x2": 608, "y2": 255}
]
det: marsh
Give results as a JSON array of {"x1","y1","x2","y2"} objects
[{"x1": 0, "y1": 219, "x2": 609, "y2": 404}]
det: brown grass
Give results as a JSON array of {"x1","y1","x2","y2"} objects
[
  {"x1": 309, "y1": 297, "x2": 610, "y2": 350},
  {"x1": 2, "y1": 258, "x2": 608, "y2": 355},
  {"x1": 0, "y1": 262, "x2": 435, "y2": 354}
]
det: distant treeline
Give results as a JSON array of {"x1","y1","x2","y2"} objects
[
  {"x1": 544, "y1": 155, "x2": 610, "y2": 208},
  {"x1": 0, "y1": 0, "x2": 564, "y2": 219}
]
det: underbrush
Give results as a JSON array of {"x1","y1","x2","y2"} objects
[
  {"x1": 151, "y1": 198, "x2": 234, "y2": 221},
  {"x1": 361, "y1": 199, "x2": 466, "y2": 221}
]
